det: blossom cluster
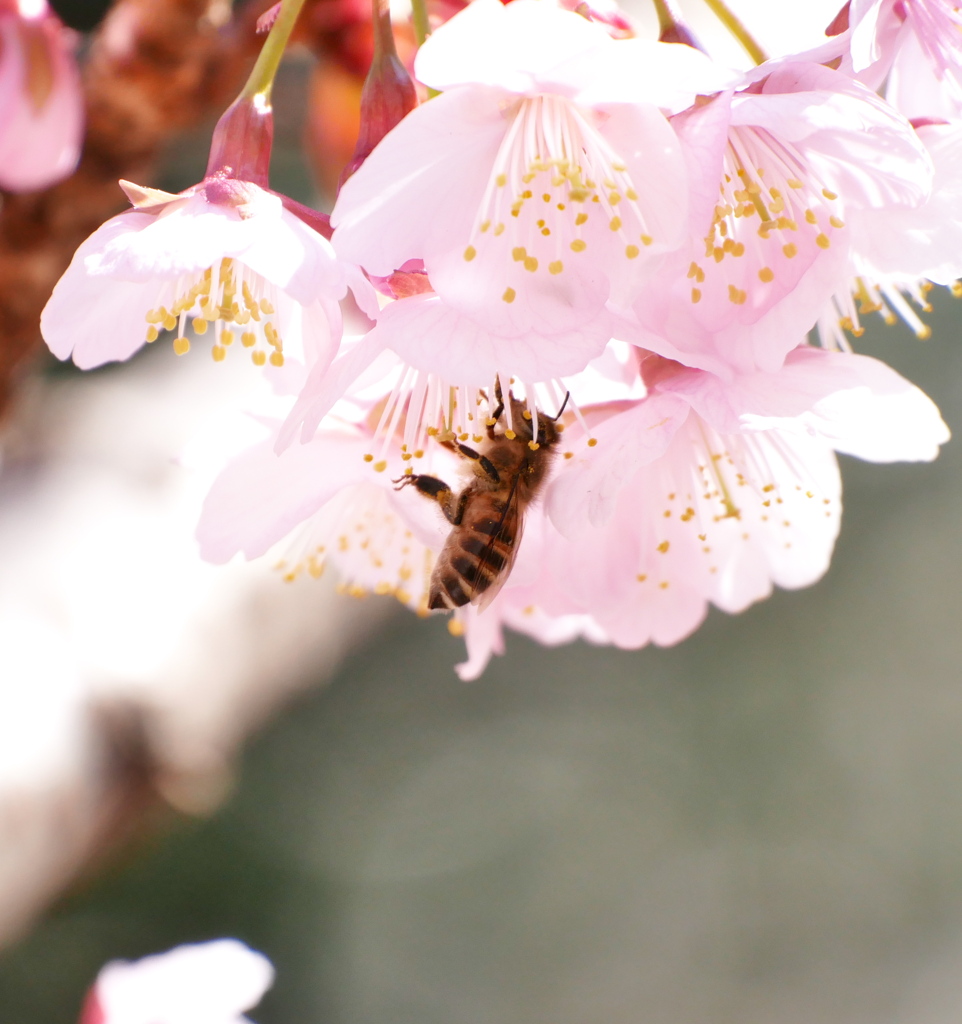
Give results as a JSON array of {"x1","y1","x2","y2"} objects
[{"x1": 40, "y1": 0, "x2": 960, "y2": 677}]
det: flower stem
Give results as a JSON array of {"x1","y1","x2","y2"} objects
[
  {"x1": 240, "y1": 0, "x2": 309, "y2": 101},
  {"x1": 410, "y1": 0, "x2": 430, "y2": 47},
  {"x1": 699, "y1": 0, "x2": 767, "y2": 64}
]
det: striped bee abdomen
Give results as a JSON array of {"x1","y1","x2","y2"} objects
[{"x1": 428, "y1": 507, "x2": 518, "y2": 610}]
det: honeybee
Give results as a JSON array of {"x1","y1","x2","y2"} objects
[{"x1": 395, "y1": 379, "x2": 568, "y2": 610}]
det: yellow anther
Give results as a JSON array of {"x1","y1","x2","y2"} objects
[
  {"x1": 523, "y1": 256, "x2": 538, "y2": 272},
  {"x1": 528, "y1": 441, "x2": 540, "y2": 450},
  {"x1": 448, "y1": 619, "x2": 465, "y2": 637},
  {"x1": 259, "y1": 298, "x2": 274, "y2": 314},
  {"x1": 241, "y1": 331, "x2": 256, "y2": 348},
  {"x1": 822, "y1": 188, "x2": 838, "y2": 200},
  {"x1": 542, "y1": 193, "x2": 551, "y2": 202},
  {"x1": 564, "y1": 451, "x2": 574, "y2": 459},
  {"x1": 494, "y1": 223, "x2": 505, "y2": 236},
  {"x1": 363, "y1": 453, "x2": 374, "y2": 462},
  {"x1": 145, "y1": 326, "x2": 159, "y2": 343},
  {"x1": 609, "y1": 216, "x2": 622, "y2": 231},
  {"x1": 192, "y1": 317, "x2": 208, "y2": 335},
  {"x1": 829, "y1": 215, "x2": 844, "y2": 228},
  {"x1": 220, "y1": 330, "x2": 234, "y2": 347},
  {"x1": 163, "y1": 314, "x2": 176, "y2": 331},
  {"x1": 691, "y1": 288, "x2": 702, "y2": 303},
  {"x1": 587, "y1": 437, "x2": 597, "y2": 447},
  {"x1": 496, "y1": 173, "x2": 507, "y2": 187},
  {"x1": 636, "y1": 574, "x2": 647, "y2": 582},
  {"x1": 512, "y1": 246, "x2": 526, "y2": 261},
  {"x1": 502, "y1": 287, "x2": 516, "y2": 303},
  {"x1": 570, "y1": 239, "x2": 587, "y2": 252},
  {"x1": 728, "y1": 285, "x2": 747, "y2": 304},
  {"x1": 173, "y1": 336, "x2": 190, "y2": 356},
  {"x1": 504, "y1": 430, "x2": 517, "y2": 440},
  {"x1": 625, "y1": 244, "x2": 640, "y2": 259},
  {"x1": 758, "y1": 266, "x2": 774, "y2": 283},
  {"x1": 657, "y1": 540, "x2": 670, "y2": 553},
  {"x1": 480, "y1": 220, "x2": 491, "y2": 233},
  {"x1": 917, "y1": 324, "x2": 933, "y2": 340},
  {"x1": 788, "y1": 178, "x2": 803, "y2": 189},
  {"x1": 815, "y1": 233, "x2": 830, "y2": 249},
  {"x1": 464, "y1": 245, "x2": 477, "y2": 261},
  {"x1": 575, "y1": 212, "x2": 588, "y2": 226},
  {"x1": 549, "y1": 260, "x2": 563, "y2": 275},
  {"x1": 805, "y1": 209, "x2": 818, "y2": 224},
  {"x1": 730, "y1": 242, "x2": 745, "y2": 256},
  {"x1": 626, "y1": 188, "x2": 638, "y2": 200},
  {"x1": 145, "y1": 308, "x2": 163, "y2": 324},
  {"x1": 783, "y1": 242, "x2": 798, "y2": 258},
  {"x1": 252, "y1": 350, "x2": 267, "y2": 366},
  {"x1": 414, "y1": 449, "x2": 424, "y2": 458},
  {"x1": 609, "y1": 192, "x2": 621, "y2": 205},
  {"x1": 211, "y1": 345, "x2": 226, "y2": 362}
]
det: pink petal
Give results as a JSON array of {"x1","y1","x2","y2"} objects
[
  {"x1": 369, "y1": 292, "x2": 612, "y2": 386},
  {"x1": 545, "y1": 391, "x2": 692, "y2": 535},
  {"x1": 197, "y1": 430, "x2": 376, "y2": 562},
  {"x1": 0, "y1": 13, "x2": 82, "y2": 192},
  {"x1": 413, "y1": 0, "x2": 612, "y2": 95},
  {"x1": 331, "y1": 87, "x2": 505, "y2": 276}
]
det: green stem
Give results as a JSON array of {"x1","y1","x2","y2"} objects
[
  {"x1": 700, "y1": 0, "x2": 767, "y2": 65},
  {"x1": 410, "y1": 0, "x2": 430, "y2": 47},
  {"x1": 240, "y1": 0, "x2": 309, "y2": 101}
]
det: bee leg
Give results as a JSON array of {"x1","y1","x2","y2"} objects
[
  {"x1": 440, "y1": 439, "x2": 501, "y2": 483},
  {"x1": 394, "y1": 473, "x2": 465, "y2": 525},
  {"x1": 486, "y1": 376, "x2": 505, "y2": 439}
]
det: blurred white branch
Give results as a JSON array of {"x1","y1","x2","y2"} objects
[{"x1": 0, "y1": 350, "x2": 391, "y2": 947}]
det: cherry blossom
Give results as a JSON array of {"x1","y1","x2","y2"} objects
[
  {"x1": 625, "y1": 60, "x2": 933, "y2": 378},
  {"x1": 817, "y1": 119, "x2": 962, "y2": 348},
  {"x1": 197, "y1": 382, "x2": 456, "y2": 616},
  {"x1": 79, "y1": 940, "x2": 274, "y2": 1024},
  {"x1": 40, "y1": 173, "x2": 347, "y2": 377},
  {"x1": 0, "y1": 0, "x2": 83, "y2": 193},
  {"x1": 281, "y1": 289, "x2": 609, "y2": 451},
  {"x1": 330, "y1": 0, "x2": 735, "y2": 391},
  {"x1": 451, "y1": 345, "x2": 948, "y2": 677},
  {"x1": 844, "y1": 0, "x2": 962, "y2": 119}
]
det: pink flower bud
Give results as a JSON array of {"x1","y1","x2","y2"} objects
[
  {"x1": 338, "y1": 0, "x2": 416, "y2": 187},
  {"x1": 205, "y1": 94, "x2": 274, "y2": 189}
]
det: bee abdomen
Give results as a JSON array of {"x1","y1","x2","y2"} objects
[{"x1": 428, "y1": 528, "x2": 512, "y2": 609}]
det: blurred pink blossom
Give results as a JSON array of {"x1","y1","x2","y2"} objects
[{"x1": 0, "y1": 0, "x2": 83, "y2": 192}]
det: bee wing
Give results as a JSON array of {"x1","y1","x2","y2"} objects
[{"x1": 473, "y1": 475, "x2": 524, "y2": 613}]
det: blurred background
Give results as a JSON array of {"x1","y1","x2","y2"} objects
[{"x1": 4, "y1": 1, "x2": 962, "y2": 1023}]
